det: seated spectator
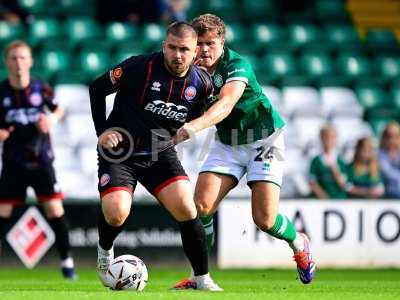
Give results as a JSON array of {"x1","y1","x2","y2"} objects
[
  {"x1": 346, "y1": 137, "x2": 384, "y2": 198},
  {"x1": 378, "y1": 122, "x2": 400, "y2": 198},
  {"x1": 309, "y1": 125, "x2": 347, "y2": 199},
  {"x1": 163, "y1": 0, "x2": 191, "y2": 23}
]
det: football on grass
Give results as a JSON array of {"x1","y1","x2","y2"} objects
[{"x1": 106, "y1": 254, "x2": 148, "y2": 291}]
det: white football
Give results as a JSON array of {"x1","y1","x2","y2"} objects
[{"x1": 106, "y1": 254, "x2": 148, "y2": 291}]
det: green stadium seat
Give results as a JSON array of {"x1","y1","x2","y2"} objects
[
  {"x1": 260, "y1": 51, "x2": 297, "y2": 84},
  {"x1": 288, "y1": 23, "x2": 322, "y2": 48},
  {"x1": 391, "y1": 87, "x2": 400, "y2": 109},
  {"x1": 78, "y1": 49, "x2": 111, "y2": 81},
  {"x1": 299, "y1": 50, "x2": 334, "y2": 78},
  {"x1": 336, "y1": 52, "x2": 371, "y2": 78},
  {"x1": 354, "y1": 84, "x2": 391, "y2": 109},
  {"x1": 105, "y1": 22, "x2": 138, "y2": 46},
  {"x1": 241, "y1": 0, "x2": 277, "y2": 21},
  {"x1": 314, "y1": 0, "x2": 349, "y2": 22},
  {"x1": 29, "y1": 18, "x2": 61, "y2": 47},
  {"x1": 141, "y1": 23, "x2": 165, "y2": 50},
  {"x1": 206, "y1": 0, "x2": 241, "y2": 22},
  {"x1": 0, "y1": 68, "x2": 8, "y2": 80},
  {"x1": 374, "y1": 56, "x2": 400, "y2": 79},
  {"x1": 39, "y1": 49, "x2": 70, "y2": 75},
  {"x1": 366, "y1": 29, "x2": 398, "y2": 45},
  {"x1": 323, "y1": 24, "x2": 362, "y2": 52},
  {"x1": 251, "y1": 23, "x2": 287, "y2": 51},
  {"x1": 225, "y1": 23, "x2": 248, "y2": 51},
  {"x1": 53, "y1": 0, "x2": 95, "y2": 17},
  {"x1": 63, "y1": 18, "x2": 102, "y2": 47},
  {"x1": 113, "y1": 44, "x2": 144, "y2": 65},
  {"x1": 18, "y1": 0, "x2": 48, "y2": 15},
  {"x1": 0, "y1": 21, "x2": 24, "y2": 46}
]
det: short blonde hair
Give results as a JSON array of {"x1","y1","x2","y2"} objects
[{"x1": 4, "y1": 40, "x2": 32, "y2": 60}]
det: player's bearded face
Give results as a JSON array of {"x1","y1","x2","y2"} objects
[
  {"x1": 6, "y1": 46, "x2": 33, "y2": 78},
  {"x1": 163, "y1": 34, "x2": 198, "y2": 77},
  {"x1": 196, "y1": 31, "x2": 224, "y2": 69}
]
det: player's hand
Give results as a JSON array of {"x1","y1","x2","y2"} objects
[
  {"x1": 172, "y1": 123, "x2": 196, "y2": 145},
  {"x1": 36, "y1": 113, "x2": 53, "y2": 134},
  {"x1": 99, "y1": 130, "x2": 123, "y2": 149},
  {"x1": 0, "y1": 126, "x2": 14, "y2": 142}
]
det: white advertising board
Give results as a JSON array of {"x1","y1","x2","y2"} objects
[{"x1": 218, "y1": 200, "x2": 400, "y2": 268}]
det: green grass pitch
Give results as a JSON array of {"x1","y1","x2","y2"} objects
[{"x1": 0, "y1": 267, "x2": 399, "y2": 300}]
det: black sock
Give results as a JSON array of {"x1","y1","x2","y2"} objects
[
  {"x1": 47, "y1": 215, "x2": 71, "y2": 260},
  {"x1": 178, "y1": 217, "x2": 208, "y2": 276},
  {"x1": 0, "y1": 216, "x2": 10, "y2": 241},
  {"x1": 98, "y1": 213, "x2": 124, "y2": 250}
]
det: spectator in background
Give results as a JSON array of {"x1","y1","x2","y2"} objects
[
  {"x1": 163, "y1": 0, "x2": 191, "y2": 23},
  {"x1": 309, "y1": 125, "x2": 347, "y2": 199},
  {"x1": 378, "y1": 122, "x2": 400, "y2": 198},
  {"x1": 0, "y1": 0, "x2": 27, "y2": 23},
  {"x1": 346, "y1": 137, "x2": 384, "y2": 198}
]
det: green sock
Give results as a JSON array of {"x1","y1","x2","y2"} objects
[
  {"x1": 200, "y1": 215, "x2": 214, "y2": 251},
  {"x1": 265, "y1": 213, "x2": 297, "y2": 243}
]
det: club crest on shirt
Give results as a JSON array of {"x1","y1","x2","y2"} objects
[
  {"x1": 184, "y1": 86, "x2": 196, "y2": 101},
  {"x1": 100, "y1": 173, "x2": 111, "y2": 187},
  {"x1": 110, "y1": 67, "x2": 123, "y2": 84},
  {"x1": 214, "y1": 74, "x2": 223, "y2": 88},
  {"x1": 29, "y1": 93, "x2": 43, "y2": 106}
]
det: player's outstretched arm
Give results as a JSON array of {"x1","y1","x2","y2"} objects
[{"x1": 173, "y1": 81, "x2": 245, "y2": 144}]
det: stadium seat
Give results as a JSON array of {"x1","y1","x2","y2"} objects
[
  {"x1": 141, "y1": 23, "x2": 165, "y2": 50},
  {"x1": 225, "y1": 23, "x2": 247, "y2": 51},
  {"x1": 105, "y1": 22, "x2": 138, "y2": 46},
  {"x1": 354, "y1": 83, "x2": 391, "y2": 109},
  {"x1": 323, "y1": 24, "x2": 361, "y2": 51},
  {"x1": 314, "y1": 0, "x2": 349, "y2": 22},
  {"x1": 39, "y1": 49, "x2": 70, "y2": 76},
  {"x1": 291, "y1": 116, "x2": 325, "y2": 149},
  {"x1": 114, "y1": 46, "x2": 142, "y2": 65},
  {"x1": 391, "y1": 87, "x2": 400, "y2": 109},
  {"x1": 206, "y1": 0, "x2": 241, "y2": 22},
  {"x1": 366, "y1": 29, "x2": 398, "y2": 45},
  {"x1": 288, "y1": 23, "x2": 322, "y2": 48},
  {"x1": 18, "y1": 0, "x2": 48, "y2": 14},
  {"x1": 282, "y1": 86, "x2": 322, "y2": 118},
  {"x1": 63, "y1": 18, "x2": 102, "y2": 47},
  {"x1": 29, "y1": 18, "x2": 61, "y2": 47},
  {"x1": 336, "y1": 52, "x2": 371, "y2": 78},
  {"x1": 260, "y1": 51, "x2": 297, "y2": 83},
  {"x1": 0, "y1": 21, "x2": 24, "y2": 45},
  {"x1": 373, "y1": 56, "x2": 400, "y2": 79},
  {"x1": 320, "y1": 87, "x2": 363, "y2": 118},
  {"x1": 78, "y1": 49, "x2": 110, "y2": 81},
  {"x1": 261, "y1": 86, "x2": 286, "y2": 119},
  {"x1": 299, "y1": 50, "x2": 334, "y2": 78},
  {"x1": 241, "y1": 0, "x2": 277, "y2": 21},
  {"x1": 251, "y1": 23, "x2": 287, "y2": 52},
  {"x1": 54, "y1": 84, "x2": 90, "y2": 114},
  {"x1": 331, "y1": 116, "x2": 372, "y2": 149},
  {"x1": 53, "y1": 0, "x2": 95, "y2": 17}
]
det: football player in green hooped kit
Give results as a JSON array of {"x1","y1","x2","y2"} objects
[{"x1": 173, "y1": 14, "x2": 316, "y2": 289}]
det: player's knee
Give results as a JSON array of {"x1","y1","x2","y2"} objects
[
  {"x1": 104, "y1": 208, "x2": 128, "y2": 227},
  {"x1": 196, "y1": 200, "x2": 213, "y2": 215},
  {"x1": 253, "y1": 214, "x2": 276, "y2": 231}
]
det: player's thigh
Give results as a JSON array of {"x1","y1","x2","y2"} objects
[
  {"x1": 156, "y1": 179, "x2": 197, "y2": 222},
  {"x1": 98, "y1": 158, "x2": 135, "y2": 225},
  {"x1": 194, "y1": 172, "x2": 236, "y2": 215},
  {"x1": 251, "y1": 181, "x2": 281, "y2": 229}
]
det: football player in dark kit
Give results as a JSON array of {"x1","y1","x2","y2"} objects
[
  {"x1": 0, "y1": 41, "x2": 76, "y2": 279},
  {"x1": 89, "y1": 22, "x2": 222, "y2": 291}
]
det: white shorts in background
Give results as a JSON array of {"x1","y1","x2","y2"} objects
[{"x1": 200, "y1": 129, "x2": 285, "y2": 187}]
